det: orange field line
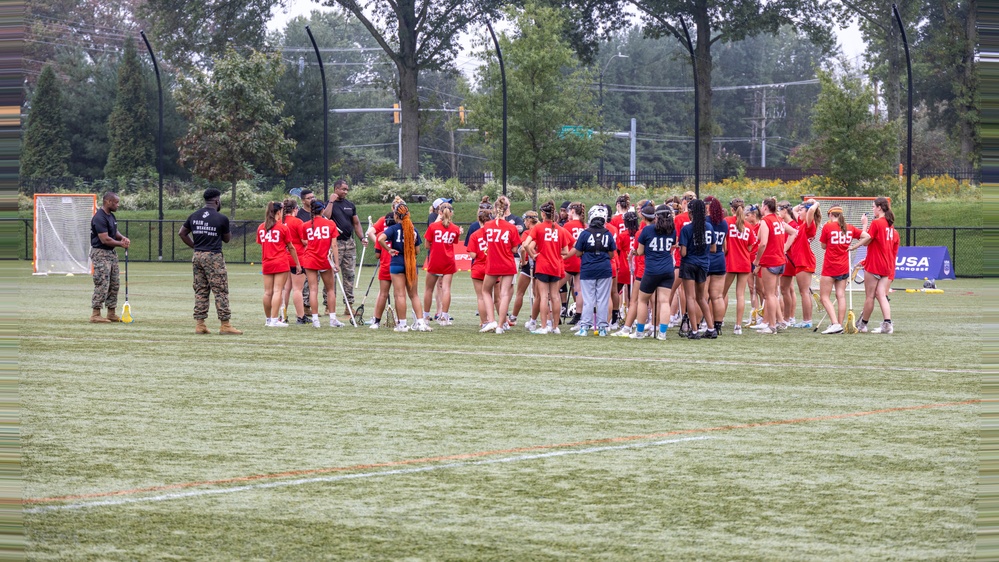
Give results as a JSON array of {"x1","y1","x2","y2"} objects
[{"x1": 24, "y1": 398, "x2": 980, "y2": 505}]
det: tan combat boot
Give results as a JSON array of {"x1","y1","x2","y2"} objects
[
  {"x1": 106, "y1": 308, "x2": 120, "y2": 322},
  {"x1": 219, "y1": 321, "x2": 243, "y2": 335},
  {"x1": 90, "y1": 308, "x2": 111, "y2": 323},
  {"x1": 195, "y1": 319, "x2": 210, "y2": 334}
]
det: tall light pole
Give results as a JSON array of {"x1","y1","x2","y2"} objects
[
  {"x1": 599, "y1": 52, "x2": 627, "y2": 187},
  {"x1": 485, "y1": 20, "x2": 507, "y2": 196},
  {"x1": 139, "y1": 31, "x2": 163, "y2": 260},
  {"x1": 306, "y1": 26, "x2": 329, "y2": 202}
]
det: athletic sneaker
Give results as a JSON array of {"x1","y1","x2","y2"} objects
[
  {"x1": 669, "y1": 313, "x2": 681, "y2": 327},
  {"x1": 413, "y1": 319, "x2": 433, "y2": 332},
  {"x1": 757, "y1": 326, "x2": 775, "y2": 334},
  {"x1": 858, "y1": 322, "x2": 869, "y2": 333},
  {"x1": 732, "y1": 325, "x2": 742, "y2": 335},
  {"x1": 793, "y1": 321, "x2": 812, "y2": 329},
  {"x1": 552, "y1": 327, "x2": 561, "y2": 335},
  {"x1": 629, "y1": 330, "x2": 647, "y2": 339},
  {"x1": 330, "y1": 317, "x2": 346, "y2": 328},
  {"x1": 524, "y1": 319, "x2": 537, "y2": 331},
  {"x1": 656, "y1": 330, "x2": 668, "y2": 340},
  {"x1": 530, "y1": 326, "x2": 551, "y2": 335},
  {"x1": 574, "y1": 327, "x2": 589, "y2": 337},
  {"x1": 567, "y1": 313, "x2": 582, "y2": 326},
  {"x1": 272, "y1": 319, "x2": 289, "y2": 328},
  {"x1": 369, "y1": 322, "x2": 380, "y2": 330},
  {"x1": 751, "y1": 322, "x2": 770, "y2": 331},
  {"x1": 611, "y1": 326, "x2": 632, "y2": 337},
  {"x1": 686, "y1": 330, "x2": 702, "y2": 340},
  {"x1": 608, "y1": 321, "x2": 620, "y2": 331},
  {"x1": 394, "y1": 323, "x2": 410, "y2": 333},
  {"x1": 495, "y1": 325, "x2": 504, "y2": 335},
  {"x1": 822, "y1": 323, "x2": 843, "y2": 334},
  {"x1": 311, "y1": 317, "x2": 321, "y2": 328},
  {"x1": 871, "y1": 321, "x2": 893, "y2": 334},
  {"x1": 704, "y1": 329, "x2": 718, "y2": 339},
  {"x1": 598, "y1": 328, "x2": 608, "y2": 337},
  {"x1": 774, "y1": 323, "x2": 787, "y2": 333},
  {"x1": 479, "y1": 321, "x2": 498, "y2": 333},
  {"x1": 508, "y1": 315, "x2": 517, "y2": 326},
  {"x1": 296, "y1": 316, "x2": 309, "y2": 325},
  {"x1": 786, "y1": 317, "x2": 796, "y2": 326}
]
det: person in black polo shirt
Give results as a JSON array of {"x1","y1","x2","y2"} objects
[
  {"x1": 179, "y1": 188, "x2": 242, "y2": 335},
  {"x1": 321, "y1": 179, "x2": 366, "y2": 311},
  {"x1": 89, "y1": 191, "x2": 130, "y2": 323}
]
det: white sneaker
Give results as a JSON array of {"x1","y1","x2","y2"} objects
[
  {"x1": 858, "y1": 322, "x2": 869, "y2": 333},
  {"x1": 574, "y1": 327, "x2": 590, "y2": 337},
  {"x1": 530, "y1": 326, "x2": 551, "y2": 335},
  {"x1": 413, "y1": 319, "x2": 433, "y2": 332},
  {"x1": 369, "y1": 322, "x2": 380, "y2": 330},
  {"x1": 524, "y1": 319, "x2": 537, "y2": 331},
  {"x1": 871, "y1": 321, "x2": 893, "y2": 334},
  {"x1": 609, "y1": 321, "x2": 620, "y2": 330},
  {"x1": 394, "y1": 323, "x2": 410, "y2": 332},
  {"x1": 611, "y1": 326, "x2": 632, "y2": 337},
  {"x1": 495, "y1": 325, "x2": 505, "y2": 334},
  {"x1": 629, "y1": 330, "x2": 647, "y2": 339},
  {"x1": 272, "y1": 319, "x2": 289, "y2": 328},
  {"x1": 479, "y1": 321, "x2": 498, "y2": 333},
  {"x1": 330, "y1": 317, "x2": 346, "y2": 328},
  {"x1": 758, "y1": 326, "x2": 775, "y2": 334},
  {"x1": 751, "y1": 322, "x2": 769, "y2": 331},
  {"x1": 311, "y1": 317, "x2": 321, "y2": 328},
  {"x1": 656, "y1": 330, "x2": 669, "y2": 340},
  {"x1": 732, "y1": 325, "x2": 742, "y2": 335},
  {"x1": 822, "y1": 323, "x2": 843, "y2": 334},
  {"x1": 787, "y1": 317, "x2": 796, "y2": 326},
  {"x1": 552, "y1": 327, "x2": 561, "y2": 335}
]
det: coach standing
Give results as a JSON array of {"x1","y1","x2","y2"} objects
[
  {"x1": 179, "y1": 188, "x2": 243, "y2": 335},
  {"x1": 322, "y1": 179, "x2": 366, "y2": 310},
  {"x1": 89, "y1": 191, "x2": 130, "y2": 323}
]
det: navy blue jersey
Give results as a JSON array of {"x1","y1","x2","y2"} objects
[
  {"x1": 464, "y1": 221, "x2": 480, "y2": 246},
  {"x1": 384, "y1": 223, "x2": 422, "y2": 269},
  {"x1": 637, "y1": 225, "x2": 676, "y2": 275},
  {"x1": 575, "y1": 228, "x2": 616, "y2": 280},
  {"x1": 679, "y1": 221, "x2": 714, "y2": 270},
  {"x1": 709, "y1": 219, "x2": 727, "y2": 272}
]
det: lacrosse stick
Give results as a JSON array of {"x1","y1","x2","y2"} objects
[
  {"x1": 289, "y1": 187, "x2": 303, "y2": 197},
  {"x1": 355, "y1": 215, "x2": 371, "y2": 288},
  {"x1": 354, "y1": 269, "x2": 377, "y2": 325},
  {"x1": 120, "y1": 249, "x2": 134, "y2": 323},
  {"x1": 845, "y1": 253, "x2": 860, "y2": 334},
  {"x1": 811, "y1": 290, "x2": 827, "y2": 332},
  {"x1": 335, "y1": 270, "x2": 358, "y2": 326}
]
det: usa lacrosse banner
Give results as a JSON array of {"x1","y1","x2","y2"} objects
[
  {"x1": 894, "y1": 246, "x2": 955, "y2": 280},
  {"x1": 453, "y1": 241, "x2": 472, "y2": 271}
]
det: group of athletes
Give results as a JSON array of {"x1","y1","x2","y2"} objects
[{"x1": 254, "y1": 190, "x2": 900, "y2": 337}]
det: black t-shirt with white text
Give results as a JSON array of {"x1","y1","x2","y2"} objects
[
  {"x1": 183, "y1": 206, "x2": 230, "y2": 253},
  {"x1": 329, "y1": 199, "x2": 357, "y2": 241},
  {"x1": 90, "y1": 208, "x2": 118, "y2": 250}
]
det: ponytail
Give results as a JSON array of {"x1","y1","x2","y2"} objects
[
  {"x1": 762, "y1": 197, "x2": 777, "y2": 214},
  {"x1": 265, "y1": 201, "x2": 281, "y2": 231},
  {"x1": 654, "y1": 206, "x2": 675, "y2": 237},
  {"x1": 623, "y1": 211, "x2": 640, "y2": 237},
  {"x1": 540, "y1": 199, "x2": 556, "y2": 223},
  {"x1": 875, "y1": 197, "x2": 894, "y2": 226},
  {"x1": 439, "y1": 203, "x2": 453, "y2": 228},
  {"x1": 688, "y1": 199, "x2": 706, "y2": 253},
  {"x1": 282, "y1": 198, "x2": 297, "y2": 223},
  {"x1": 395, "y1": 204, "x2": 417, "y2": 289},
  {"x1": 730, "y1": 198, "x2": 746, "y2": 233},
  {"x1": 494, "y1": 196, "x2": 510, "y2": 221}
]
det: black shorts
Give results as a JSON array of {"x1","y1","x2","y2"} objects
[
  {"x1": 520, "y1": 263, "x2": 533, "y2": 277},
  {"x1": 708, "y1": 267, "x2": 726, "y2": 276},
  {"x1": 640, "y1": 270, "x2": 675, "y2": 293},
  {"x1": 679, "y1": 261, "x2": 707, "y2": 283},
  {"x1": 831, "y1": 273, "x2": 849, "y2": 281},
  {"x1": 535, "y1": 272, "x2": 562, "y2": 284}
]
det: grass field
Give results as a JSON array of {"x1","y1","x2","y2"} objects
[{"x1": 21, "y1": 262, "x2": 981, "y2": 559}]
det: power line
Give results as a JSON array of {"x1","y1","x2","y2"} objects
[{"x1": 601, "y1": 78, "x2": 819, "y2": 94}]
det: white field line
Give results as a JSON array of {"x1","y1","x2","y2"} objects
[
  {"x1": 25, "y1": 436, "x2": 712, "y2": 514},
  {"x1": 18, "y1": 334, "x2": 985, "y2": 375}
]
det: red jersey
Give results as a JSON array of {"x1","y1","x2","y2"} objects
[
  {"x1": 609, "y1": 214, "x2": 624, "y2": 231},
  {"x1": 758, "y1": 214, "x2": 787, "y2": 267},
  {"x1": 789, "y1": 218, "x2": 817, "y2": 272},
  {"x1": 631, "y1": 228, "x2": 646, "y2": 279},
  {"x1": 483, "y1": 219, "x2": 520, "y2": 276},
  {"x1": 616, "y1": 229, "x2": 632, "y2": 284},
  {"x1": 673, "y1": 211, "x2": 690, "y2": 266},
  {"x1": 301, "y1": 216, "x2": 339, "y2": 271},
  {"x1": 529, "y1": 221, "x2": 568, "y2": 278},
  {"x1": 819, "y1": 221, "x2": 862, "y2": 277},
  {"x1": 282, "y1": 215, "x2": 307, "y2": 269},
  {"x1": 257, "y1": 222, "x2": 292, "y2": 275},
  {"x1": 865, "y1": 217, "x2": 898, "y2": 277},
  {"x1": 725, "y1": 216, "x2": 757, "y2": 274},
  {"x1": 562, "y1": 219, "x2": 585, "y2": 273},
  {"x1": 424, "y1": 222, "x2": 460, "y2": 275},
  {"x1": 467, "y1": 226, "x2": 488, "y2": 280},
  {"x1": 373, "y1": 216, "x2": 391, "y2": 281}
]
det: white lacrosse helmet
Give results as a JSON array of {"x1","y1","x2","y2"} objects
[{"x1": 588, "y1": 205, "x2": 609, "y2": 225}]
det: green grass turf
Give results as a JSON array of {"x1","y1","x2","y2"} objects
[{"x1": 21, "y1": 262, "x2": 980, "y2": 559}]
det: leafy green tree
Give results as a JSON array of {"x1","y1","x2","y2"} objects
[
  {"x1": 21, "y1": 65, "x2": 71, "y2": 178},
  {"x1": 175, "y1": 47, "x2": 296, "y2": 218},
  {"x1": 105, "y1": 40, "x2": 153, "y2": 178},
  {"x1": 327, "y1": 0, "x2": 505, "y2": 177},
  {"x1": 467, "y1": 3, "x2": 602, "y2": 188},
  {"x1": 790, "y1": 70, "x2": 897, "y2": 190}
]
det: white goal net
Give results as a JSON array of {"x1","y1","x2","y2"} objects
[
  {"x1": 34, "y1": 194, "x2": 97, "y2": 275},
  {"x1": 805, "y1": 197, "x2": 878, "y2": 281}
]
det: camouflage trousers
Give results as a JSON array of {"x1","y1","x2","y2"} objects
[
  {"x1": 192, "y1": 252, "x2": 231, "y2": 321},
  {"x1": 90, "y1": 248, "x2": 119, "y2": 310},
  {"x1": 337, "y1": 238, "x2": 356, "y2": 305}
]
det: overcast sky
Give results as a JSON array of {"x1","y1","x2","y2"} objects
[{"x1": 267, "y1": 2, "x2": 867, "y2": 80}]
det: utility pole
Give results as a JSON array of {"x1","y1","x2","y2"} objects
[{"x1": 744, "y1": 87, "x2": 785, "y2": 167}]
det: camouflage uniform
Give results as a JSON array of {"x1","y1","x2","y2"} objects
[
  {"x1": 192, "y1": 252, "x2": 231, "y2": 321},
  {"x1": 90, "y1": 248, "x2": 119, "y2": 309}
]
